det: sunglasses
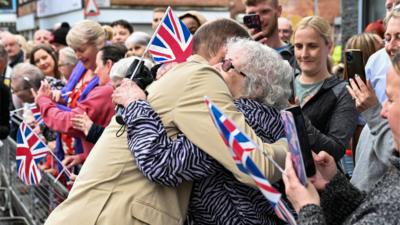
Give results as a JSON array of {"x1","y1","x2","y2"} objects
[{"x1": 221, "y1": 59, "x2": 247, "y2": 77}]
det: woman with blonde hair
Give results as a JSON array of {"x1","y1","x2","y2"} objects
[
  {"x1": 34, "y1": 20, "x2": 115, "y2": 172},
  {"x1": 102, "y1": 25, "x2": 114, "y2": 44},
  {"x1": 283, "y1": 52, "x2": 400, "y2": 225},
  {"x1": 292, "y1": 16, "x2": 357, "y2": 162}
]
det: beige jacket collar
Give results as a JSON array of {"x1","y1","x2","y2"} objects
[{"x1": 187, "y1": 54, "x2": 209, "y2": 65}]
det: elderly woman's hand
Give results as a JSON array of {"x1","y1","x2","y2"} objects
[
  {"x1": 283, "y1": 153, "x2": 320, "y2": 213},
  {"x1": 156, "y1": 62, "x2": 178, "y2": 80},
  {"x1": 112, "y1": 79, "x2": 147, "y2": 108},
  {"x1": 346, "y1": 75, "x2": 378, "y2": 112},
  {"x1": 309, "y1": 151, "x2": 337, "y2": 191},
  {"x1": 31, "y1": 80, "x2": 52, "y2": 103}
]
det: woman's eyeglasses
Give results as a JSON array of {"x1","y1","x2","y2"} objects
[{"x1": 221, "y1": 59, "x2": 247, "y2": 77}]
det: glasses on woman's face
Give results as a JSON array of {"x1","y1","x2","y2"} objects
[
  {"x1": 10, "y1": 87, "x2": 29, "y2": 95},
  {"x1": 221, "y1": 58, "x2": 247, "y2": 77}
]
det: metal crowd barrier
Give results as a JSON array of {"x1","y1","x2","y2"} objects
[{"x1": 0, "y1": 138, "x2": 69, "y2": 225}]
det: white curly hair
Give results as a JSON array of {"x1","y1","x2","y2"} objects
[{"x1": 226, "y1": 37, "x2": 293, "y2": 109}]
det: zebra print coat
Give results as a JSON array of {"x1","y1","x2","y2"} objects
[{"x1": 123, "y1": 98, "x2": 289, "y2": 225}]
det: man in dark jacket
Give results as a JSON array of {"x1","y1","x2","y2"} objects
[
  {"x1": 0, "y1": 81, "x2": 10, "y2": 139},
  {"x1": 1, "y1": 32, "x2": 24, "y2": 68}
]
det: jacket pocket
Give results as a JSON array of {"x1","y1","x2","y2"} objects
[{"x1": 130, "y1": 200, "x2": 182, "y2": 225}]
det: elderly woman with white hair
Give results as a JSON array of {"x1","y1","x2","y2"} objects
[
  {"x1": 109, "y1": 56, "x2": 153, "y2": 87},
  {"x1": 112, "y1": 37, "x2": 293, "y2": 224},
  {"x1": 125, "y1": 31, "x2": 154, "y2": 63},
  {"x1": 58, "y1": 47, "x2": 77, "y2": 81}
]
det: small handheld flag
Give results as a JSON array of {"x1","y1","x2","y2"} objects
[
  {"x1": 205, "y1": 97, "x2": 297, "y2": 225},
  {"x1": 16, "y1": 122, "x2": 49, "y2": 185},
  {"x1": 148, "y1": 7, "x2": 193, "y2": 63},
  {"x1": 30, "y1": 105, "x2": 43, "y2": 125}
]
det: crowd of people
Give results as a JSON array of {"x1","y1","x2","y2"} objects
[{"x1": 0, "y1": 0, "x2": 399, "y2": 224}]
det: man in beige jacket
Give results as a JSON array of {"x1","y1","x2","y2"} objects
[{"x1": 45, "y1": 18, "x2": 288, "y2": 225}]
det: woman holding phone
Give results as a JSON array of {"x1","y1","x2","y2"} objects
[
  {"x1": 292, "y1": 16, "x2": 358, "y2": 162},
  {"x1": 282, "y1": 52, "x2": 400, "y2": 225}
]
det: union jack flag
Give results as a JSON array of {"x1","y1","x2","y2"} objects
[
  {"x1": 30, "y1": 105, "x2": 43, "y2": 125},
  {"x1": 16, "y1": 122, "x2": 49, "y2": 185},
  {"x1": 205, "y1": 97, "x2": 297, "y2": 225},
  {"x1": 148, "y1": 7, "x2": 193, "y2": 63}
]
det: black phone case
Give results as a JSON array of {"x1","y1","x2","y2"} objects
[
  {"x1": 344, "y1": 50, "x2": 366, "y2": 82},
  {"x1": 243, "y1": 14, "x2": 261, "y2": 32},
  {"x1": 286, "y1": 106, "x2": 316, "y2": 177}
]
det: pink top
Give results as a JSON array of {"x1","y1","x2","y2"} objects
[{"x1": 38, "y1": 83, "x2": 115, "y2": 161}]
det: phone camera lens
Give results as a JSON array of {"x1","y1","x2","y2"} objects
[{"x1": 346, "y1": 54, "x2": 353, "y2": 63}]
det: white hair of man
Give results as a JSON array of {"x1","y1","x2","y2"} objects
[
  {"x1": 34, "y1": 29, "x2": 52, "y2": 40},
  {"x1": 11, "y1": 63, "x2": 44, "y2": 91},
  {"x1": 226, "y1": 37, "x2": 292, "y2": 109},
  {"x1": 125, "y1": 31, "x2": 151, "y2": 47}
]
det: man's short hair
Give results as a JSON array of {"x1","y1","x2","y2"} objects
[
  {"x1": 110, "y1": 19, "x2": 134, "y2": 34},
  {"x1": 242, "y1": 0, "x2": 278, "y2": 7},
  {"x1": 11, "y1": 63, "x2": 44, "y2": 91},
  {"x1": 100, "y1": 44, "x2": 127, "y2": 65},
  {"x1": 153, "y1": 7, "x2": 167, "y2": 13},
  {"x1": 192, "y1": 18, "x2": 250, "y2": 60}
]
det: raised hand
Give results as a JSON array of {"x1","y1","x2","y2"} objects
[
  {"x1": 31, "y1": 79, "x2": 52, "y2": 103},
  {"x1": 346, "y1": 75, "x2": 378, "y2": 112},
  {"x1": 309, "y1": 151, "x2": 337, "y2": 191}
]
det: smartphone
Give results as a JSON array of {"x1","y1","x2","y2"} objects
[
  {"x1": 288, "y1": 73, "x2": 296, "y2": 104},
  {"x1": 285, "y1": 106, "x2": 316, "y2": 178},
  {"x1": 243, "y1": 14, "x2": 262, "y2": 32},
  {"x1": 344, "y1": 49, "x2": 366, "y2": 82}
]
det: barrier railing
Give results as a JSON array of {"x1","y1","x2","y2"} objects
[{"x1": 0, "y1": 138, "x2": 69, "y2": 225}]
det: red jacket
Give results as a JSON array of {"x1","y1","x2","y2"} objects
[{"x1": 37, "y1": 83, "x2": 115, "y2": 161}]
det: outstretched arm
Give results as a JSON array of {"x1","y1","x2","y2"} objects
[
  {"x1": 113, "y1": 80, "x2": 221, "y2": 187},
  {"x1": 123, "y1": 100, "x2": 221, "y2": 187}
]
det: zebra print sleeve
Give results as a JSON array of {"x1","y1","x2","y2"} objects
[{"x1": 122, "y1": 100, "x2": 222, "y2": 187}]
